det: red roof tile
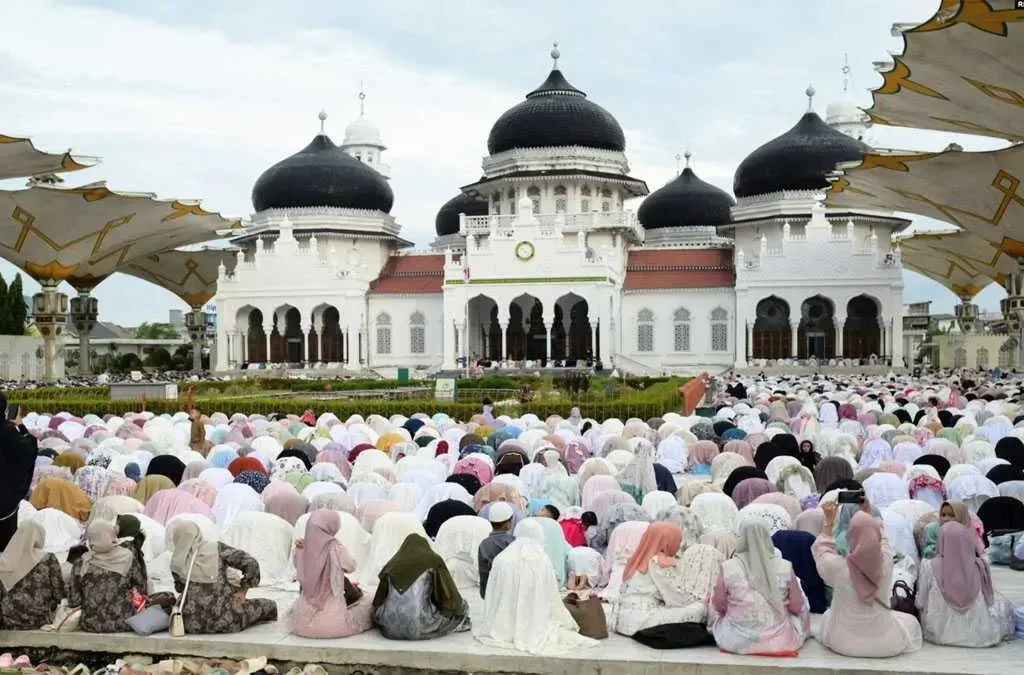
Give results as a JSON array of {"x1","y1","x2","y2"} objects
[
  {"x1": 369, "y1": 254, "x2": 449, "y2": 294},
  {"x1": 624, "y1": 248, "x2": 735, "y2": 290}
]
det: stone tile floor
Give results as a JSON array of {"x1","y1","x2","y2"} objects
[{"x1": 2, "y1": 568, "x2": 1023, "y2": 675}]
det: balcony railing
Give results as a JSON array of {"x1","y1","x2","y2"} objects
[{"x1": 462, "y1": 211, "x2": 643, "y2": 241}]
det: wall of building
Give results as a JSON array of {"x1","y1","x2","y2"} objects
[
  {"x1": 0, "y1": 336, "x2": 64, "y2": 381},
  {"x1": 367, "y1": 294, "x2": 444, "y2": 369},
  {"x1": 932, "y1": 334, "x2": 1017, "y2": 370},
  {"x1": 619, "y1": 289, "x2": 736, "y2": 375}
]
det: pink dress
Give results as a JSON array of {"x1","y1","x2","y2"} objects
[
  {"x1": 288, "y1": 545, "x2": 374, "y2": 638},
  {"x1": 709, "y1": 558, "x2": 810, "y2": 655},
  {"x1": 812, "y1": 536, "x2": 922, "y2": 657}
]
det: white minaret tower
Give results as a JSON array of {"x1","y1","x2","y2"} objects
[
  {"x1": 826, "y1": 54, "x2": 871, "y2": 142},
  {"x1": 339, "y1": 82, "x2": 390, "y2": 178}
]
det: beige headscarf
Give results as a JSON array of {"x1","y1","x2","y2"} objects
[
  {"x1": 0, "y1": 520, "x2": 46, "y2": 590},
  {"x1": 80, "y1": 520, "x2": 134, "y2": 577},
  {"x1": 734, "y1": 520, "x2": 789, "y2": 615},
  {"x1": 169, "y1": 520, "x2": 220, "y2": 584}
]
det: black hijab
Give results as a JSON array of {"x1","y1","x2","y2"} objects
[
  {"x1": 446, "y1": 472, "x2": 482, "y2": 496},
  {"x1": 277, "y1": 447, "x2": 313, "y2": 471},
  {"x1": 653, "y1": 463, "x2": 677, "y2": 494},
  {"x1": 914, "y1": 454, "x2": 951, "y2": 479},
  {"x1": 422, "y1": 499, "x2": 477, "y2": 538},
  {"x1": 146, "y1": 454, "x2": 186, "y2": 485},
  {"x1": 995, "y1": 437, "x2": 1024, "y2": 470},
  {"x1": 986, "y1": 464, "x2": 1024, "y2": 485},
  {"x1": 723, "y1": 466, "x2": 769, "y2": 498}
]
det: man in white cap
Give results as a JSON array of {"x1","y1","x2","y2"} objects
[{"x1": 477, "y1": 501, "x2": 515, "y2": 598}]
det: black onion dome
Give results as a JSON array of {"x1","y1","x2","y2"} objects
[
  {"x1": 638, "y1": 167, "x2": 735, "y2": 229},
  {"x1": 733, "y1": 112, "x2": 869, "y2": 198},
  {"x1": 435, "y1": 192, "x2": 488, "y2": 236},
  {"x1": 252, "y1": 133, "x2": 394, "y2": 213},
  {"x1": 486, "y1": 69, "x2": 626, "y2": 155}
]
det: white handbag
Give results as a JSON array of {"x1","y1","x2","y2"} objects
[{"x1": 169, "y1": 548, "x2": 198, "y2": 637}]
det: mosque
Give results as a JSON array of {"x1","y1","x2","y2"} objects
[{"x1": 214, "y1": 47, "x2": 908, "y2": 377}]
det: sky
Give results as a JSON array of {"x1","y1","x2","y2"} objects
[{"x1": 0, "y1": 0, "x2": 1010, "y2": 325}]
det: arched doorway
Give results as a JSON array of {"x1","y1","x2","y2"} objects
[
  {"x1": 271, "y1": 307, "x2": 304, "y2": 363},
  {"x1": 555, "y1": 293, "x2": 592, "y2": 362},
  {"x1": 752, "y1": 296, "x2": 791, "y2": 359},
  {"x1": 844, "y1": 295, "x2": 880, "y2": 359},
  {"x1": 508, "y1": 295, "x2": 545, "y2": 361},
  {"x1": 319, "y1": 306, "x2": 344, "y2": 362},
  {"x1": 246, "y1": 309, "x2": 267, "y2": 363},
  {"x1": 468, "y1": 295, "x2": 501, "y2": 362},
  {"x1": 798, "y1": 295, "x2": 835, "y2": 359}
]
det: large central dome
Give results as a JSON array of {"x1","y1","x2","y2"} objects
[
  {"x1": 486, "y1": 65, "x2": 626, "y2": 155},
  {"x1": 252, "y1": 132, "x2": 394, "y2": 213}
]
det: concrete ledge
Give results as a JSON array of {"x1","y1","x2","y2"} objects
[{"x1": 2, "y1": 626, "x2": 1022, "y2": 675}]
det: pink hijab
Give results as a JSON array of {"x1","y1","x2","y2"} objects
[
  {"x1": 933, "y1": 521, "x2": 993, "y2": 612},
  {"x1": 732, "y1": 478, "x2": 774, "y2": 509},
  {"x1": 296, "y1": 510, "x2": 353, "y2": 610},
  {"x1": 452, "y1": 457, "x2": 493, "y2": 485},
  {"x1": 688, "y1": 440, "x2": 719, "y2": 468},
  {"x1": 178, "y1": 479, "x2": 217, "y2": 507},
  {"x1": 846, "y1": 511, "x2": 884, "y2": 601},
  {"x1": 265, "y1": 492, "x2": 309, "y2": 525},
  {"x1": 723, "y1": 440, "x2": 753, "y2": 463},
  {"x1": 581, "y1": 474, "x2": 620, "y2": 511},
  {"x1": 144, "y1": 489, "x2": 215, "y2": 525}
]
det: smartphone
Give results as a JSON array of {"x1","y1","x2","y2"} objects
[
  {"x1": 7, "y1": 403, "x2": 20, "y2": 421},
  {"x1": 837, "y1": 490, "x2": 864, "y2": 504}
]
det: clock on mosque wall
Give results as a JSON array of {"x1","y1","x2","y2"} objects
[{"x1": 514, "y1": 240, "x2": 536, "y2": 262}]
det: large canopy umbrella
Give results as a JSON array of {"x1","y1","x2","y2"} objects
[{"x1": 0, "y1": 133, "x2": 95, "y2": 181}]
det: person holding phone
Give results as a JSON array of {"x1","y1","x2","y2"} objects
[
  {"x1": 811, "y1": 495, "x2": 922, "y2": 657},
  {"x1": 0, "y1": 391, "x2": 39, "y2": 551}
]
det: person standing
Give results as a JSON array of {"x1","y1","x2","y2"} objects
[{"x1": 0, "y1": 393, "x2": 38, "y2": 551}]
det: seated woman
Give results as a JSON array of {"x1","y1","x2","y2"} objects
[
  {"x1": 614, "y1": 523, "x2": 713, "y2": 636},
  {"x1": 373, "y1": 533, "x2": 471, "y2": 640},
  {"x1": 916, "y1": 521, "x2": 1014, "y2": 647},
  {"x1": 709, "y1": 521, "x2": 810, "y2": 655},
  {"x1": 473, "y1": 534, "x2": 597, "y2": 655},
  {"x1": 813, "y1": 502, "x2": 922, "y2": 657},
  {"x1": 115, "y1": 514, "x2": 149, "y2": 591},
  {"x1": 168, "y1": 520, "x2": 277, "y2": 634},
  {"x1": 0, "y1": 520, "x2": 65, "y2": 629},
  {"x1": 290, "y1": 510, "x2": 374, "y2": 639},
  {"x1": 922, "y1": 500, "x2": 983, "y2": 559},
  {"x1": 69, "y1": 520, "x2": 147, "y2": 632}
]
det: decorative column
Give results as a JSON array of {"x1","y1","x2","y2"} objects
[
  {"x1": 733, "y1": 310, "x2": 746, "y2": 368},
  {"x1": 590, "y1": 322, "x2": 598, "y2": 364},
  {"x1": 790, "y1": 321, "x2": 799, "y2": 359},
  {"x1": 498, "y1": 321, "x2": 508, "y2": 362},
  {"x1": 746, "y1": 322, "x2": 753, "y2": 363},
  {"x1": 302, "y1": 324, "x2": 313, "y2": 365},
  {"x1": 185, "y1": 306, "x2": 209, "y2": 372},
  {"x1": 878, "y1": 318, "x2": 887, "y2": 361},
  {"x1": 835, "y1": 315, "x2": 846, "y2": 357},
  {"x1": 31, "y1": 280, "x2": 68, "y2": 381},
  {"x1": 456, "y1": 322, "x2": 467, "y2": 369},
  {"x1": 239, "y1": 330, "x2": 248, "y2": 364},
  {"x1": 890, "y1": 314, "x2": 904, "y2": 369},
  {"x1": 263, "y1": 322, "x2": 273, "y2": 363},
  {"x1": 69, "y1": 291, "x2": 98, "y2": 376}
]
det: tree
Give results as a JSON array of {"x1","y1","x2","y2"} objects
[
  {"x1": 7, "y1": 274, "x2": 27, "y2": 336},
  {"x1": 117, "y1": 353, "x2": 144, "y2": 373},
  {"x1": 144, "y1": 347, "x2": 173, "y2": 369},
  {"x1": 135, "y1": 322, "x2": 180, "y2": 339},
  {"x1": 0, "y1": 274, "x2": 9, "y2": 334}
]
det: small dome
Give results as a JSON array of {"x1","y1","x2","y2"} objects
[
  {"x1": 342, "y1": 116, "x2": 385, "y2": 149},
  {"x1": 825, "y1": 95, "x2": 866, "y2": 127},
  {"x1": 251, "y1": 133, "x2": 394, "y2": 213},
  {"x1": 733, "y1": 111, "x2": 869, "y2": 198},
  {"x1": 435, "y1": 192, "x2": 487, "y2": 237},
  {"x1": 487, "y1": 68, "x2": 625, "y2": 155},
  {"x1": 638, "y1": 166, "x2": 735, "y2": 229}
]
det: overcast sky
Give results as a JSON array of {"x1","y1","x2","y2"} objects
[{"x1": 0, "y1": 0, "x2": 1009, "y2": 325}]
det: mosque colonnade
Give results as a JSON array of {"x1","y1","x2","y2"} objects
[
  {"x1": 741, "y1": 292, "x2": 903, "y2": 364},
  {"x1": 229, "y1": 303, "x2": 363, "y2": 367}
]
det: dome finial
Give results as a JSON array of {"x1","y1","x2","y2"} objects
[
  {"x1": 674, "y1": 152, "x2": 682, "y2": 176},
  {"x1": 684, "y1": 149, "x2": 692, "y2": 169},
  {"x1": 550, "y1": 42, "x2": 560, "y2": 69},
  {"x1": 317, "y1": 109, "x2": 327, "y2": 134},
  {"x1": 805, "y1": 83, "x2": 816, "y2": 112},
  {"x1": 358, "y1": 80, "x2": 366, "y2": 117},
  {"x1": 841, "y1": 53, "x2": 851, "y2": 92}
]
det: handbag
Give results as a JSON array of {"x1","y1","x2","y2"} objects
[
  {"x1": 127, "y1": 605, "x2": 170, "y2": 636},
  {"x1": 170, "y1": 548, "x2": 199, "y2": 637},
  {"x1": 563, "y1": 592, "x2": 608, "y2": 639},
  {"x1": 344, "y1": 577, "x2": 363, "y2": 606},
  {"x1": 890, "y1": 579, "x2": 918, "y2": 620}
]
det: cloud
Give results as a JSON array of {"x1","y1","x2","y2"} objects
[{"x1": 0, "y1": 0, "x2": 1003, "y2": 325}]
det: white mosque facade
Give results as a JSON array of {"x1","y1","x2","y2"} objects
[{"x1": 214, "y1": 51, "x2": 908, "y2": 376}]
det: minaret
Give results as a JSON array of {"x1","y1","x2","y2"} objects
[
  {"x1": 339, "y1": 82, "x2": 390, "y2": 178},
  {"x1": 826, "y1": 54, "x2": 871, "y2": 142}
]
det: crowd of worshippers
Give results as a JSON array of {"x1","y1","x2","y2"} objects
[{"x1": 1, "y1": 375, "x2": 1024, "y2": 656}]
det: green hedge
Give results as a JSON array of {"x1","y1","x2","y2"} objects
[{"x1": 14, "y1": 378, "x2": 685, "y2": 421}]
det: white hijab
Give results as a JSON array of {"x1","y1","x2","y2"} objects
[
  {"x1": 356, "y1": 511, "x2": 427, "y2": 586},
  {"x1": 433, "y1": 515, "x2": 492, "y2": 589},
  {"x1": 473, "y1": 538, "x2": 597, "y2": 655},
  {"x1": 221, "y1": 511, "x2": 295, "y2": 586},
  {"x1": 212, "y1": 483, "x2": 265, "y2": 532}
]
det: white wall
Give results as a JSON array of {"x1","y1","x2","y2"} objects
[
  {"x1": 619, "y1": 289, "x2": 736, "y2": 375},
  {"x1": 0, "y1": 336, "x2": 64, "y2": 381},
  {"x1": 367, "y1": 295, "x2": 444, "y2": 368}
]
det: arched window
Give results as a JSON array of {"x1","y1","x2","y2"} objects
[
  {"x1": 1000, "y1": 338, "x2": 1017, "y2": 368},
  {"x1": 600, "y1": 188, "x2": 612, "y2": 212},
  {"x1": 410, "y1": 311, "x2": 426, "y2": 354},
  {"x1": 554, "y1": 185, "x2": 567, "y2": 195},
  {"x1": 527, "y1": 186, "x2": 541, "y2": 214},
  {"x1": 637, "y1": 309, "x2": 654, "y2": 353},
  {"x1": 581, "y1": 186, "x2": 591, "y2": 213},
  {"x1": 711, "y1": 307, "x2": 729, "y2": 352},
  {"x1": 375, "y1": 313, "x2": 392, "y2": 355},
  {"x1": 554, "y1": 185, "x2": 567, "y2": 213},
  {"x1": 508, "y1": 188, "x2": 517, "y2": 215},
  {"x1": 954, "y1": 346, "x2": 967, "y2": 369},
  {"x1": 673, "y1": 308, "x2": 691, "y2": 352},
  {"x1": 977, "y1": 347, "x2": 990, "y2": 370}
]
